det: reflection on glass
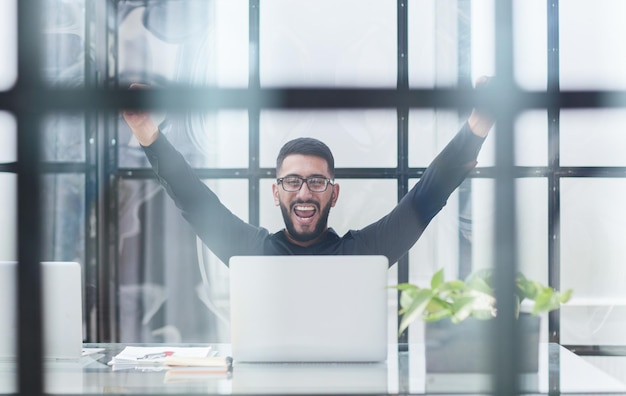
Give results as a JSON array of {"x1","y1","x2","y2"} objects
[
  {"x1": 408, "y1": 110, "x2": 460, "y2": 168},
  {"x1": 119, "y1": 110, "x2": 249, "y2": 168},
  {"x1": 471, "y1": 178, "x2": 548, "y2": 282},
  {"x1": 116, "y1": 0, "x2": 247, "y2": 88},
  {"x1": 515, "y1": 110, "x2": 548, "y2": 167},
  {"x1": 260, "y1": 0, "x2": 396, "y2": 87},
  {"x1": 42, "y1": 0, "x2": 85, "y2": 87},
  {"x1": 560, "y1": 0, "x2": 626, "y2": 89},
  {"x1": 41, "y1": 174, "x2": 85, "y2": 263},
  {"x1": 117, "y1": 178, "x2": 246, "y2": 343},
  {"x1": 0, "y1": 0, "x2": 16, "y2": 90},
  {"x1": 560, "y1": 178, "x2": 626, "y2": 346},
  {"x1": 513, "y1": 0, "x2": 547, "y2": 90},
  {"x1": 260, "y1": 110, "x2": 397, "y2": 169},
  {"x1": 561, "y1": 109, "x2": 626, "y2": 167},
  {"x1": 41, "y1": 113, "x2": 86, "y2": 163}
]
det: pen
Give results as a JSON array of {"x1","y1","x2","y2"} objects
[{"x1": 138, "y1": 351, "x2": 174, "y2": 360}]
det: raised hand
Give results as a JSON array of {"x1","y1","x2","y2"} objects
[{"x1": 122, "y1": 83, "x2": 160, "y2": 146}]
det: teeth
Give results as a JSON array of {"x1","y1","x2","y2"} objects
[{"x1": 295, "y1": 205, "x2": 315, "y2": 211}]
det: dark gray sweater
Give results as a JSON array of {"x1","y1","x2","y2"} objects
[{"x1": 143, "y1": 123, "x2": 485, "y2": 266}]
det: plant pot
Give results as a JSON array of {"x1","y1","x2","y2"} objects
[{"x1": 424, "y1": 313, "x2": 540, "y2": 373}]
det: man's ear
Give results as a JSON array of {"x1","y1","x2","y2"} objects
[
  {"x1": 272, "y1": 183, "x2": 280, "y2": 206},
  {"x1": 330, "y1": 183, "x2": 340, "y2": 207}
]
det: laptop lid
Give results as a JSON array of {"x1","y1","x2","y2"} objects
[
  {"x1": 0, "y1": 261, "x2": 83, "y2": 360},
  {"x1": 229, "y1": 255, "x2": 389, "y2": 363}
]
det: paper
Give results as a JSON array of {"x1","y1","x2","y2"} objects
[
  {"x1": 108, "y1": 346, "x2": 213, "y2": 366},
  {"x1": 164, "y1": 358, "x2": 232, "y2": 383}
]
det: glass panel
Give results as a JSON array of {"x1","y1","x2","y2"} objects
[
  {"x1": 408, "y1": 0, "x2": 459, "y2": 87},
  {"x1": 0, "y1": 174, "x2": 16, "y2": 261},
  {"x1": 41, "y1": 113, "x2": 86, "y2": 162},
  {"x1": 408, "y1": 110, "x2": 460, "y2": 167},
  {"x1": 513, "y1": 0, "x2": 547, "y2": 90},
  {"x1": 560, "y1": 0, "x2": 626, "y2": 89},
  {"x1": 472, "y1": 178, "x2": 548, "y2": 282},
  {"x1": 42, "y1": 0, "x2": 85, "y2": 87},
  {"x1": 119, "y1": 110, "x2": 249, "y2": 168},
  {"x1": 515, "y1": 110, "x2": 548, "y2": 167},
  {"x1": 412, "y1": 111, "x2": 546, "y2": 168},
  {"x1": 471, "y1": 0, "x2": 495, "y2": 83},
  {"x1": 561, "y1": 109, "x2": 626, "y2": 167},
  {"x1": 41, "y1": 174, "x2": 85, "y2": 264},
  {"x1": 118, "y1": 178, "x2": 246, "y2": 343},
  {"x1": 116, "y1": 0, "x2": 247, "y2": 87},
  {"x1": 260, "y1": 110, "x2": 397, "y2": 169},
  {"x1": 0, "y1": 112, "x2": 16, "y2": 163},
  {"x1": 561, "y1": 178, "x2": 626, "y2": 345},
  {"x1": 0, "y1": 0, "x2": 16, "y2": 90},
  {"x1": 260, "y1": 0, "x2": 396, "y2": 87}
]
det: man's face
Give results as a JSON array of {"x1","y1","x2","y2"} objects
[{"x1": 272, "y1": 154, "x2": 340, "y2": 247}]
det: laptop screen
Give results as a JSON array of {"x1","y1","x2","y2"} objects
[
  {"x1": 229, "y1": 255, "x2": 389, "y2": 362},
  {"x1": 0, "y1": 261, "x2": 83, "y2": 360}
]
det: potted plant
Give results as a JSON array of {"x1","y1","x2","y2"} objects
[{"x1": 395, "y1": 268, "x2": 572, "y2": 373}]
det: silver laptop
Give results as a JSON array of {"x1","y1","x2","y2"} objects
[
  {"x1": 229, "y1": 255, "x2": 389, "y2": 363},
  {"x1": 0, "y1": 261, "x2": 83, "y2": 360}
]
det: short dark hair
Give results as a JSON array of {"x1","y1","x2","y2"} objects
[{"x1": 276, "y1": 137, "x2": 335, "y2": 178}]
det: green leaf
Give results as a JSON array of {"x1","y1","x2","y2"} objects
[
  {"x1": 532, "y1": 287, "x2": 558, "y2": 315},
  {"x1": 431, "y1": 268, "x2": 445, "y2": 289},
  {"x1": 450, "y1": 296, "x2": 477, "y2": 323},
  {"x1": 465, "y1": 268, "x2": 493, "y2": 286},
  {"x1": 423, "y1": 308, "x2": 452, "y2": 322},
  {"x1": 466, "y1": 277, "x2": 493, "y2": 296},
  {"x1": 398, "y1": 289, "x2": 433, "y2": 335},
  {"x1": 439, "y1": 279, "x2": 466, "y2": 293},
  {"x1": 559, "y1": 289, "x2": 573, "y2": 304}
]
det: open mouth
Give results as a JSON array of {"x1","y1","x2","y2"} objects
[{"x1": 293, "y1": 204, "x2": 317, "y2": 222}]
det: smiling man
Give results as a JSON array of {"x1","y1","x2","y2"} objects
[
  {"x1": 273, "y1": 138, "x2": 339, "y2": 247},
  {"x1": 123, "y1": 78, "x2": 494, "y2": 266}
]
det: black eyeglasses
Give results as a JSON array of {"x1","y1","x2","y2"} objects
[{"x1": 277, "y1": 176, "x2": 334, "y2": 192}]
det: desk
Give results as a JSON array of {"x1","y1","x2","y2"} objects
[{"x1": 0, "y1": 343, "x2": 625, "y2": 394}]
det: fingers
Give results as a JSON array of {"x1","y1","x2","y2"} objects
[
  {"x1": 468, "y1": 75, "x2": 496, "y2": 137},
  {"x1": 122, "y1": 83, "x2": 160, "y2": 146}
]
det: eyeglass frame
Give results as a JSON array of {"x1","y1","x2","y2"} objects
[{"x1": 276, "y1": 176, "x2": 335, "y2": 192}]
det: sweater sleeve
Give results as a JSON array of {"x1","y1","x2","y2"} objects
[
  {"x1": 142, "y1": 134, "x2": 269, "y2": 265},
  {"x1": 348, "y1": 122, "x2": 485, "y2": 264}
]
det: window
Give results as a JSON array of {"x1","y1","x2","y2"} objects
[{"x1": 6, "y1": 0, "x2": 626, "y2": 393}]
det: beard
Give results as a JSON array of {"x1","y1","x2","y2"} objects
[{"x1": 279, "y1": 198, "x2": 332, "y2": 244}]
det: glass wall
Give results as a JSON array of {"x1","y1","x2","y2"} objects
[{"x1": 4, "y1": 1, "x2": 626, "y2": 388}]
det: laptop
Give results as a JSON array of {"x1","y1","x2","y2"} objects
[
  {"x1": 0, "y1": 261, "x2": 83, "y2": 360},
  {"x1": 229, "y1": 255, "x2": 389, "y2": 363}
]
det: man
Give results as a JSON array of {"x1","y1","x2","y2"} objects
[{"x1": 123, "y1": 78, "x2": 494, "y2": 266}]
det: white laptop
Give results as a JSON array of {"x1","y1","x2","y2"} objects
[
  {"x1": 229, "y1": 255, "x2": 389, "y2": 363},
  {"x1": 0, "y1": 261, "x2": 83, "y2": 360}
]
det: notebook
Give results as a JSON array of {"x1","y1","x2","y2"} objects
[
  {"x1": 229, "y1": 255, "x2": 389, "y2": 363},
  {"x1": 0, "y1": 261, "x2": 83, "y2": 360}
]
